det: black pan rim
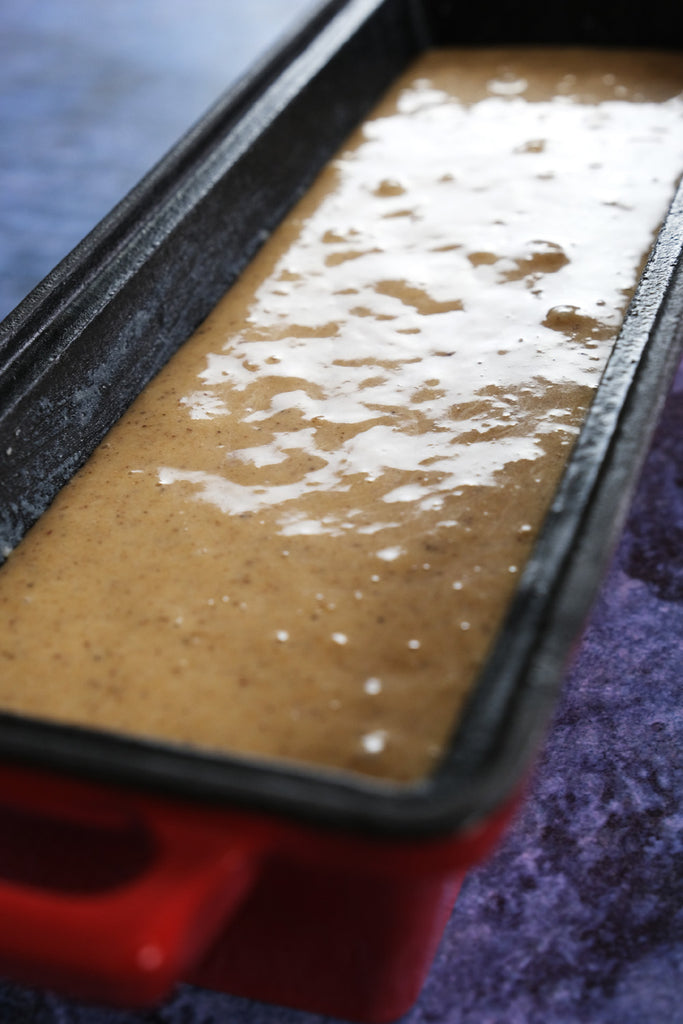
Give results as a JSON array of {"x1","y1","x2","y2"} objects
[{"x1": 0, "y1": 0, "x2": 681, "y2": 841}]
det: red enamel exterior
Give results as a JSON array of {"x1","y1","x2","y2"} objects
[{"x1": 0, "y1": 763, "x2": 516, "y2": 1019}]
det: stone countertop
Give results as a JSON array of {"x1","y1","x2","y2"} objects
[{"x1": 1, "y1": 3, "x2": 682, "y2": 1021}]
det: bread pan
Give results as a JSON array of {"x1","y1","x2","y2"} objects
[{"x1": 0, "y1": 0, "x2": 681, "y2": 1016}]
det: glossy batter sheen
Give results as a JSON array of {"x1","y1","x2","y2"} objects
[{"x1": 1, "y1": 49, "x2": 683, "y2": 782}]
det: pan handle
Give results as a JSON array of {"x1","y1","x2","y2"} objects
[{"x1": 0, "y1": 768, "x2": 273, "y2": 1006}]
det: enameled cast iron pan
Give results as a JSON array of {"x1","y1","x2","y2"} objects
[{"x1": 0, "y1": 0, "x2": 681, "y2": 1016}]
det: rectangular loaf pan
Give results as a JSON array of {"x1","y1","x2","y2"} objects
[{"x1": 0, "y1": 0, "x2": 682, "y2": 842}]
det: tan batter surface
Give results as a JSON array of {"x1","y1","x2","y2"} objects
[{"x1": 1, "y1": 49, "x2": 683, "y2": 782}]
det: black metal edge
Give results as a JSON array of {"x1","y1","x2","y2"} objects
[
  {"x1": 422, "y1": 0, "x2": 679, "y2": 46},
  {"x1": 0, "y1": 0, "x2": 681, "y2": 841}
]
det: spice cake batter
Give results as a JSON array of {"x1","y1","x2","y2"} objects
[{"x1": 1, "y1": 49, "x2": 682, "y2": 781}]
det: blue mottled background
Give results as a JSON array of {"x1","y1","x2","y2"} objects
[{"x1": 1, "y1": 2, "x2": 682, "y2": 1021}]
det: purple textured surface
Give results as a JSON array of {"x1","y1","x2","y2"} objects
[
  {"x1": 0, "y1": 0, "x2": 316, "y2": 321},
  {"x1": 1, "y1": 2, "x2": 683, "y2": 1020}
]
